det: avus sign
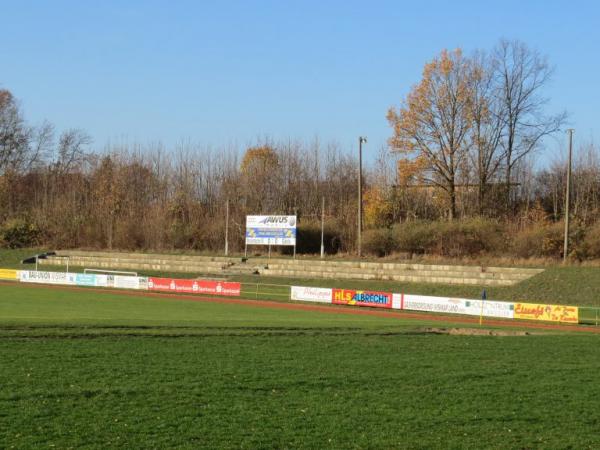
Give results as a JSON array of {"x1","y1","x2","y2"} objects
[{"x1": 246, "y1": 215, "x2": 297, "y2": 246}]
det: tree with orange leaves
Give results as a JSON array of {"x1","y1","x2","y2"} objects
[
  {"x1": 240, "y1": 145, "x2": 280, "y2": 212},
  {"x1": 363, "y1": 185, "x2": 394, "y2": 228},
  {"x1": 388, "y1": 49, "x2": 473, "y2": 219}
]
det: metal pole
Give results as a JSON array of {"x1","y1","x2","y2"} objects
[
  {"x1": 479, "y1": 289, "x2": 487, "y2": 326},
  {"x1": 563, "y1": 129, "x2": 574, "y2": 263},
  {"x1": 225, "y1": 199, "x2": 229, "y2": 256},
  {"x1": 320, "y1": 196, "x2": 325, "y2": 259},
  {"x1": 293, "y1": 208, "x2": 297, "y2": 259},
  {"x1": 358, "y1": 136, "x2": 366, "y2": 257}
]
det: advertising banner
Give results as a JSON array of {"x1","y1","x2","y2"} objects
[
  {"x1": 113, "y1": 275, "x2": 141, "y2": 290},
  {"x1": 401, "y1": 294, "x2": 515, "y2": 319},
  {"x1": 74, "y1": 273, "x2": 110, "y2": 288},
  {"x1": 0, "y1": 269, "x2": 18, "y2": 280},
  {"x1": 392, "y1": 293, "x2": 403, "y2": 310},
  {"x1": 290, "y1": 286, "x2": 332, "y2": 303},
  {"x1": 332, "y1": 289, "x2": 393, "y2": 309},
  {"x1": 138, "y1": 277, "x2": 149, "y2": 290},
  {"x1": 17, "y1": 270, "x2": 109, "y2": 288},
  {"x1": 245, "y1": 228, "x2": 297, "y2": 245},
  {"x1": 148, "y1": 277, "x2": 241, "y2": 296},
  {"x1": 74, "y1": 273, "x2": 98, "y2": 287},
  {"x1": 463, "y1": 299, "x2": 515, "y2": 319},
  {"x1": 95, "y1": 274, "x2": 109, "y2": 287},
  {"x1": 403, "y1": 295, "x2": 467, "y2": 314},
  {"x1": 246, "y1": 215, "x2": 297, "y2": 246},
  {"x1": 514, "y1": 302, "x2": 579, "y2": 323},
  {"x1": 19, "y1": 270, "x2": 76, "y2": 285}
]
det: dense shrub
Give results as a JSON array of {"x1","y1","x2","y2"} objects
[
  {"x1": 511, "y1": 222, "x2": 564, "y2": 259},
  {"x1": 393, "y1": 221, "x2": 436, "y2": 254},
  {"x1": 390, "y1": 218, "x2": 503, "y2": 257},
  {"x1": 362, "y1": 228, "x2": 398, "y2": 256},
  {"x1": 583, "y1": 223, "x2": 600, "y2": 258},
  {"x1": 0, "y1": 218, "x2": 40, "y2": 249}
]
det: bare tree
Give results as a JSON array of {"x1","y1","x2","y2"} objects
[
  {"x1": 54, "y1": 129, "x2": 92, "y2": 174},
  {"x1": 0, "y1": 89, "x2": 29, "y2": 173},
  {"x1": 468, "y1": 51, "x2": 505, "y2": 214},
  {"x1": 493, "y1": 39, "x2": 567, "y2": 210}
]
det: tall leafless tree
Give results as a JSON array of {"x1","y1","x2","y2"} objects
[{"x1": 493, "y1": 39, "x2": 566, "y2": 211}]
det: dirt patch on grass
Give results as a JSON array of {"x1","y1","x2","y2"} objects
[{"x1": 422, "y1": 327, "x2": 533, "y2": 336}]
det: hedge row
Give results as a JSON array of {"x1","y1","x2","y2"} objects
[
  {"x1": 363, "y1": 219, "x2": 600, "y2": 260},
  {"x1": 4, "y1": 215, "x2": 600, "y2": 260}
]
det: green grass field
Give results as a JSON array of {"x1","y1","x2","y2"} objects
[{"x1": 1, "y1": 283, "x2": 600, "y2": 449}]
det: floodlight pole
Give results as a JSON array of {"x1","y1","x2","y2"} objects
[
  {"x1": 293, "y1": 207, "x2": 298, "y2": 259},
  {"x1": 320, "y1": 196, "x2": 325, "y2": 259},
  {"x1": 563, "y1": 129, "x2": 574, "y2": 263},
  {"x1": 224, "y1": 199, "x2": 229, "y2": 256},
  {"x1": 358, "y1": 136, "x2": 367, "y2": 257}
]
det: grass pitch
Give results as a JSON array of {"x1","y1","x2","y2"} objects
[{"x1": 1, "y1": 283, "x2": 600, "y2": 449}]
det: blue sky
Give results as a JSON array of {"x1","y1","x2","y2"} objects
[{"x1": 1, "y1": 0, "x2": 598, "y2": 160}]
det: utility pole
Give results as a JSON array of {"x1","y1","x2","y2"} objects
[
  {"x1": 563, "y1": 129, "x2": 574, "y2": 263},
  {"x1": 358, "y1": 136, "x2": 367, "y2": 257},
  {"x1": 224, "y1": 199, "x2": 229, "y2": 256},
  {"x1": 320, "y1": 196, "x2": 325, "y2": 259}
]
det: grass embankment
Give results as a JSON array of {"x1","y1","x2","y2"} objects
[{"x1": 1, "y1": 284, "x2": 600, "y2": 448}]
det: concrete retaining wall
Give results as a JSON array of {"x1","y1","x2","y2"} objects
[{"x1": 38, "y1": 250, "x2": 543, "y2": 286}]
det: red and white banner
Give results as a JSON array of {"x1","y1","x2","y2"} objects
[{"x1": 148, "y1": 277, "x2": 241, "y2": 297}]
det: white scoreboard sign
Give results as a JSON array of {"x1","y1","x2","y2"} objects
[{"x1": 245, "y1": 215, "x2": 297, "y2": 246}]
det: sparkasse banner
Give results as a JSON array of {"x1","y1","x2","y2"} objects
[
  {"x1": 246, "y1": 215, "x2": 297, "y2": 246},
  {"x1": 148, "y1": 277, "x2": 241, "y2": 296}
]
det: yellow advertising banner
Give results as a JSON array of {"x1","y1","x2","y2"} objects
[
  {"x1": 0, "y1": 269, "x2": 18, "y2": 280},
  {"x1": 514, "y1": 302, "x2": 579, "y2": 323}
]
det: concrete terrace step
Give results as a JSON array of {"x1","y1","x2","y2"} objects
[
  {"x1": 266, "y1": 261, "x2": 542, "y2": 275},
  {"x1": 53, "y1": 250, "x2": 543, "y2": 274},
  {"x1": 55, "y1": 250, "x2": 237, "y2": 263},
  {"x1": 42, "y1": 250, "x2": 543, "y2": 286},
  {"x1": 265, "y1": 264, "x2": 533, "y2": 280},
  {"x1": 260, "y1": 269, "x2": 514, "y2": 286},
  {"x1": 49, "y1": 256, "x2": 226, "y2": 268},
  {"x1": 41, "y1": 257, "x2": 229, "y2": 274},
  {"x1": 41, "y1": 261, "x2": 226, "y2": 275}
]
